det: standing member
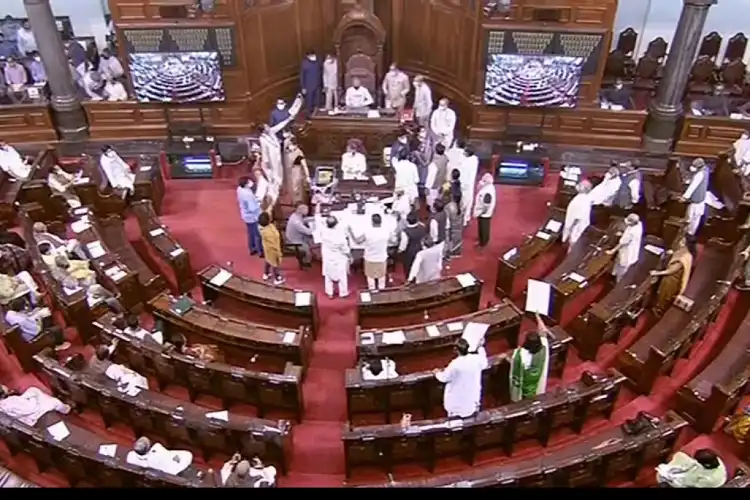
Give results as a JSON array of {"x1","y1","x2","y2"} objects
[
  {"x1": 430, "y1": 97, "x2": 457, "y2": 149},
  {"x1": 236, "y1": 176, "x2": 263, "y2": 257},
  {"x1": 473, "y1": 173, "x2": 496, "y2": 247},
  {"x1": 353, "y1": 213, "x2": 393, "y2": 291},
  {"x1": 425, "y1": 143, "x2": 448, "y2": 210},
  {"x1": 322, "y1": 53, "x2": 339, "y2": 110},
  {"x1": 590, "y1": 165, "x2": 622, "y2": 206},
  {"x1": 413, "y1": 75, "x2": 433, "y2": 127},
  {"x1": 509, "y1": 314, "x2": 551, "y2": 402},
  {"x1": 460, "y1": 145, "x2": 479, "y2": 226},
  {"x1": 606, "y1": 213, "x2": 643, "y2": 282},
  {"x1": 318, "y1": 211, "x2": 351, "y2": 299},
  {"x1": 381, "y1": 63, "x2": 410, "y2": 112},
  {"x1": 299, "y1": 50, "x2": 322, "y2": 116},
  {"x1": 616, "y1": 161, "x2": 642, "y2": 209},
  {"x1": 397, "y1": 212, "x2": 426, "y2": 279},
  {"x1": 393, "y1": 148, "x2": 420, "y2": 205},
  {"x1": 680, "y1": 158, "x2": 709, "y2": 254},
  {"x1": 434, "y1": 338, "x2": 488, "y2": 418},
  {"x1": 259, "y1": 213, "x2": 284, "y2": 285},
  {"x1": 562, "y1": 180, "x2": 593, "y2": 253},
  {"x1": 407, "y1": 237, "x2": 445, "y2": 284}
]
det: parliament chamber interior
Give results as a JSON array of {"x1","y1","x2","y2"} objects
[{"x1": 1, "y1": 0, "x2": 750, "y2": 489}]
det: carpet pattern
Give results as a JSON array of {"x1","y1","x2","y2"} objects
[{"x1": 0, "y1": 172, "x2": 745, "y2": 487}]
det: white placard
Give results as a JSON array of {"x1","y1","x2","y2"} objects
[
  {"x1": 86, "y1": 241, "x2": 106, "y2": 259},
  {"x1": 360, "y1": 332, "x2": 375, "y2": 345},
  {"x1": 382, "y1": 330, "x2": 406, "y2": 345},
  {"x1": 206, "y1": 410, "x2": 229, "y2": 422},
  {"x1": 209, "y1": 269, "x2": 232, "y2": 287},
  {"x1": 282, "y1": 331, "x2": 296, "y2": 344},
  {"x1": 563, "y1": 180, "x2": 576, "y2": 187},
  {"x1": 525, "y1": 279, "x2": 551, "y2": 316},
  {"x1": 295, "y1": 291, "x2": 312, "y2": 307},
  {"x1": 426, "y1": 325, "x2": 441, "y2": 337},
  {"x1": 567, "y1": 272, "x2": 586, "y2": 283},
  {"x1": 545, "y1": 220, "x2": 562, "y2": 233},
  {"x1": 139, "y1": 166, "x2": 152, "y2": 172},
  {"x1": 447, "y1": 322, "x2": 464, "y2": 332},
  {"x1": 71, "y1": 220, "x2": 91, "y2": 234},
  {"x1": 149, "y1": 228, "x2": 165, "y2": 237},
  {"x1": 503, "y1": 247, "x2": 517, "y2": 261},
  {"x1": 98, "y1": 444, "x2": 117, "y2": 457},
  {"x1": 47, "y1": 421, "x2": 70, "y2": 441},
  {"x1": 455, "y1": 273, "x2": 476, "y2": 288},
  {"x1": 372, "y1": 175, "x2": 387, "y2": 186},
  {"x1": 461, "y1": 322, "x2": 489, "y2": 351},
  {"x1": 170, "y1": 248, "x2": 184, "y2": 257},
  {"x1": 644, "y1": 244, "x2": 664, "y2": 256},
  {"x1": 360, "y1": 291, "x2": 372, "y2": 303},
  {"x1": 535, "y1": 231, "x2": 551, "y2": 241}
]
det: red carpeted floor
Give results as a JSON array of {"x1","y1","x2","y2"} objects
[{"x1": 0, "y1": 173, "x2": 746, "y2": 487}]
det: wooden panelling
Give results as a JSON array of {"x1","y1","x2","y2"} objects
[
  {"x1": 111, "y1": 0, "x2": 233, "y2": 20},
  {"x1": 469, "y1": 108, "x2": 647, "y2": 150},
  {"x1": 0, "y1": 104, "x2": 56, "y2": 144},
  {"x1": 487, "y1": 0, "x2": 617, "y2": 29},
  {"x1": 675, "y1": 116, "x2": 749, "y2": 158}
]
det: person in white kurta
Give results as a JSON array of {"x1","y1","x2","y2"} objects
[
  {"x1": 407, "y1": 238, "x2": 445, "y2": 284},
  {"x1": 393, "y1": 150, "x2": 420, "y2": 204},
  {"x1": 341, "y1": 140, "x2": 367, "y2": 180},
  {"x1": 352, "y1": 213, "x2": 394, "y2": 291},
  {"x1": 0, "y1": 385, "x2": 71, "y2": 426},
  {"x1": 319, "y1": 213, "x2": 351, "y2": 298},
  {"x1": 606, "y1": 213, "x2": 643, "y2": 281},
  {"x1": 733, "y1": 131, "x2": 750, "y2": 172},
  {"x1": 362, "y1": 358, "x2": 399, "y2": 380},
  {"x1": 47, "y1": 166, "x2": 82, "y2": 208},
  {"x1": 381, "y1": 64, "x2": 410, "y2": 111},
  {"x1": 99, "y1": 146, "x2": 136, "y2": 193},
  {"x1": 589, "y1": 166, "x2": 622, "y2": 206},
  {"x1": 435, "y1": 338, "x2": 488, "y2": 418},
  {"x1": 392, "y1": 188, "x2": 412, "y2": 221},
  {"x1": 0, "y1": 141, "x2": 32, "y2": 180},
  {"x1": 430, "y1": 98, "x2": 457, "y2": 149},
  {"x1": 126, "y1": 436, "x2": 193, "y2": 476},
  {"x1": 323, "y1": 54, "x2": 339, "y2": 110},
  {"x1": 344, "y1": 78, "x2": 374, "y2": 109},
  {"x1": 259, "y1": 94, "x2": 302, "y2": 190},
  {"x1": 680, "y1": 158, "x2": 709, "y2": 237},
  {"x1": 562, "y1": 180, "x2": 593, "y2": 253},
  {"x1": 459, "y1": 147, "x2": 479, "y2": 226},
  {"x1": 413, "y1": 75, "x2": 434, "y2": 127},
  {"x1": 104, "y1": 80, "x2": 128, "y2": 101}
]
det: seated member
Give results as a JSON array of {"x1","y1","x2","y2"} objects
[
  {"x1": 126, "y1": 436, "x2": 193, "y2": 476},
  {"x1": 0, "y1": 269, "x2": 40, "y2": 306},
  {"x1": 0, "y1": 384, "x2": 71, "y2": 426},
  {"x1": 249, "y1": 456, "x2": 277, "y2": 487},
  {"x1": 600, "y1": 79, "x2": 632, "y2": 109},
  {"x1": 86, "y1": 284, "x2": 125, "y2": 314},
  {"x1": 344, "y1": 77, "x2": 374, "y2": 109},
  {"x1": 694, "y1": 84, "x2": 730, "y2": 117},
  {"x1": 88, "y1": 338, "x2": 149, "y2": 393},
  {"x1": 222, "y1": 455, "x2": 255, "y2": 487},
  {"x1": 99, "y1": 145, "x2": 135, "y2": 194},
  {"x1": 407, "y1": 236, "x2": 445, "y2": 284},
  {"x1": 33, "y1": 223, "x2": 85, "y2": 260},
  {"x1": 656, "y1": 448, "x2": 727, "y2": 488},
  {"x1": 341, "y1": 138, "x2": 367, "y2": 179},
  {"x1": 4, "y1": 298, "x2": 68, "y2": 348},
  {"x1": 167, "y1": 333, "x2": 223, "y2": 364},
  {"x1": 0, "y1": 139, "x2": 33, "y2": 180},
  {"x1": 285, "y1": 204, "x2": 314, "y2": 268},
  {"x1": 0, "y1": 242, "x2": 30, "y2": 276},
  {"x1": 122, "y1": 313, "x2": 163, "y2": 345},
  {"x1": 361, "y1": 356, "x2": 398, "y2": 381},
  {"x1": 47, "y1": 165, "x2": 83, "y2": 208},
  {"x1": 42, "y1": 251, "x2": 96, "y2": 286}
]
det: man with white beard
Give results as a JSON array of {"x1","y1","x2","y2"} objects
[
  {"x1": 590, "y1": 165, "x2": 622, "y2": 206},
  {"x1": 317, "y1": 207, "x2": 351, "y2": 299},
  {"x1": 430, "y1": 97, "x2": 457, "y2": 149},
  {"x1": 413, "y1": 75, "x2": 433, "y2": 127},
  {"x1": 393, "y1": 148, "x2": 420, "y2": 205},
  {"x1": 259, "y1": 94, "x2": 302, "y2": 190},
  {"x1": 606, "y1": 213, "x2": 643, "y2": 282},
  {"x1": 381, "y1": 63, "x2": 410, "y2": 112},
  {"x1": 680, "y1": 158, "x2": 710, "y2": 239},
  {"x1": 99, "y1": 145, "x2": 135, "y2": 194},
  {"x1": 562, "y1": 180, "x2": 592, "y2": 253},
  {"x1": 459, "y1": 145, "x2": 479, "y2": 226},
  {"x1": 0, "y1": 139, "x2": 33, "y2": 181}
]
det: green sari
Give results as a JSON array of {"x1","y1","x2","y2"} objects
[{"x1": 509, "y1": 338, "x2": 550, "y2": 402}]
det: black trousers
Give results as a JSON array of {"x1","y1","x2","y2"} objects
[{"x1": 478, "y1": 217, "x2": 491, "y2": 247}]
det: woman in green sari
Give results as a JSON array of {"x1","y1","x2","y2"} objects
[{"x1": 509, "y1": 313, "x2": 551, "y2": 402}]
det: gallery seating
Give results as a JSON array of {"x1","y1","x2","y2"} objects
[
  {"x1": 356, "y1": 274, "x2": 483, "y2": 329},
  {"x1": 34, "y1": 349, "x2": 292, "y2": 473},
  {"x1": 348, "y1": 412, "x2": 687, "y2": 487},
  {"x1": 342, "y1": 370, "x2": 625, "y2": 478},
  {"x1": 345, "y1": 327, "x2": 572, "y2": 422},
  {"x1": 92, "y1": 312, "x2": 305, "y2": 422}
]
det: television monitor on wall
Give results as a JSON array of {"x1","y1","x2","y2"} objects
[
  {"x1": 129, "y1": 51, "x2": 226, "y2": 104},
  {"x1": 483, "y1": 54, "x2": 584, "y2": 108}
]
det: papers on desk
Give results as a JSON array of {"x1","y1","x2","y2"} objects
[
  {"x1": 503, "y1": 247, "x2": 518, "y2": 261},
  {"x1": 73, "y1": 207, "x2": 89, "y2": 216},
  {"x1": 71, "y1": 219, "x2": 91, "y2": 234},
  {"x1": 210, "y1": 269, "x2": 232, "y2": 287},
  {"x1": 563, "y1": 180, "x2": 576, "y2": 187},
  {"x1": 105, "y1": 265, "x2": 127, "y2": 282},
  {"x1": 535, "y1": 231, "x2": 551, "y2": 241},
  {"x1": 360, "y1": 332, "x2": 375, "y2": 345},
  {"x1": 644, "y1": 244, "x2": 664, "y2": 256},
  {"x1": 610, "y1": 105, "x2": 624, "y2": 111},
  {"x1": 360, "y1": 291, "x2": 372, "y2": 303},
  {"x1": 170, "y1": 247, "x2": 185, "y2": 257},
  {"x1": 139, "y1": 166, "x2": 152, "y2": 172},
  {"x1": 86, "y1": 241, "x2": 106, "y2": 259},
  {"x1": 525, "y1": 279, "x2": 551, "y2": 316},
  {"x1": 567, "y1": 272, "x2": 586, "y2": 283},
  {"x1": 455, "y1": 273, "x2": 476, "y2": 288},
  {"x1": 382, "y1": 330, "x2": 406, "y2": 345},
  {"x1": 545, "y1": 220, "x2": 562, "y2": 233},
  {"x1": 461, "y1": 322, "x2": 489, "y2": 351},
  {"x1": 73, "y1": 177, "x2": 90, "y2": 185},
  {"x1": 46, "y1": 421, "x2": 70, "y2": 441},
  {"x1": 730, "y1": 113, "x2": 750, "y2": 120},
  {"x1": 367, "y1": 110, "x2": 381, "y2": 119},
  {"x1": 447, "y1": 322, "x2": 464, "y2": 332},
  {"x1": 426, "y1": 325, "x2": 441, "y2": 338},
  {"x1": 98, "y1": 444, "x2": 117, "y2": 457},
  {"x1": 206, "y1": 410, "x2": 229, "y2": 422},
  {"x1": 282, "y1": 331, "x2": 297, "y2": 344},
  {"x1": 372, "y1": 175, "x2": 387, "y2": 186},
  {"x1": 149, "y1": 228, "x2": 165, "y2": 237},
  {"x1": 295, "y1": 291, "x2": 312, "y2": 307},
  {"x1": 65, "y1": 240, "x2": 78, "y2": 253}
]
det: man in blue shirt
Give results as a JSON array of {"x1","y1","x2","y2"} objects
[
  {"x1": 28, "y1": 51, "x2": 45, "y2": 83},
  {"x1": 237, "y1": 176, "x2": 263, "y2": 256},
  {"x1": 5, "y1": 297, "x2": 67, "y2": 347}
]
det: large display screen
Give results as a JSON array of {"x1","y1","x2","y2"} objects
[
  {"x1": 129, "y1": 51, "x2": 226, "y2": 104},
  {"x1": 483, "y1": 54, "x2": 584, "y2": 108}
]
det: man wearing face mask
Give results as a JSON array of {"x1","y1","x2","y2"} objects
[
  {"x1": 99, "y1": 145, "x2": 135, "y2": 194},
  {"x1": 28, "y1": 51, "x2": 45, "y2": 84},
  {"x1": 430, "y1": 97, "x2": 457, "y2": 149},
  {"x1": 323, "y1": 54, "x2": 339, "y2": 111},
  {"x1": 680, "y1": 158, "x2": 710, "y2": 241},
  {"x1": 344, "y1": 77, "x2": 374, "y2": 110},
  {"x1": 381, "y1": 63, "x2": 410, "y2": 112},
  {"x1": 600, "y1": 78, "x2": 631, "y2": 110},
  {"x1": 99, "y1": 49, "x2": 124, "y2": 81},
  {"x1": 590, "y1": 164, "x2": 622, "y2": 207},
  {"x1": 389, "y1": 131, "x2": 411, "y2": 168},
  {"x1": 269, "y1": 98, "x2": 291, "y2": 140},
  {"x1": 16, "y1": 21, "x2": 36, "y2": 57},
  {"x1": 299, "y1": 50, "x2": 322, "y2": 116},
  {"x1": 413, "y1": 75, "x2": 433, "y2": 128}
]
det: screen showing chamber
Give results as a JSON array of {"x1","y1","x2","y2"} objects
[
  {"x1": 129, "y1": 51, "x2": 226, "y2": 103},
  {"x1": 483, "y1": 54, "x2": 584, "y2": 108}
]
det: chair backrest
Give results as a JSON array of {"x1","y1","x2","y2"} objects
[{"x1": 344, "y1": 53, "x2": 377, "y2": 97}]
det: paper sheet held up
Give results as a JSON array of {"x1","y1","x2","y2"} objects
[{"x1": 525, "y1": 279, "x2": 551, "y2": 315}]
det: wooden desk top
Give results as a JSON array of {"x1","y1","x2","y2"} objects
[
  {"x1": 500, "y1": 208, "x2": 565, "y2": 270},
  {"x1": 357, "y1": 274, "x2": 482, "y2": 308}
]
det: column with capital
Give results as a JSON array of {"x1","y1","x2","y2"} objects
[
  {"x1": 23, "y1": 0, "x2": 88, "y2": 141},
  {"x1": 642, "y1": 0, "x2": 717, "y2": 153}
]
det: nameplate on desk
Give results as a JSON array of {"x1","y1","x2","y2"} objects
[
  {"x1": 149, "y1": 228, "x2": 165, "y2": 237},
  {"x1": 503, "y1": 247, "x2": 518, "y2": 261}
]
